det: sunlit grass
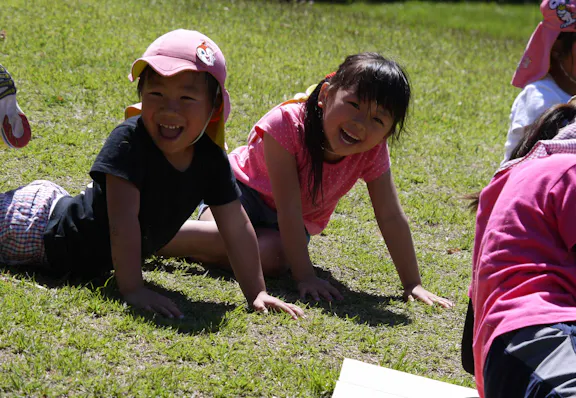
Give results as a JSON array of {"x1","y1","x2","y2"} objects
[{"x1": 0, "y1": 0, "x2": 533, "y2": 395}]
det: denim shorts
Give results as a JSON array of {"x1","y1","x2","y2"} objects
[
  {"x1": 199, "y1": 181, "x2": 310, "y2": 241},
  {"x1": 484, "y1": 322, "x2": 576, "y2": 398}
]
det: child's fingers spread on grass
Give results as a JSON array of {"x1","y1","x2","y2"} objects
[
  {"x1": 418, "y1": 296, "x2": 434, "y2": 306},
  {"x1": 253, "y1": 293, "x2": 303, "y2": 319},
  {"x1": 152, "y1": 304, "x2": 175, "y2": 319},
  {"x1": 125, "y1": 288, "x2": 183, "y2": 319},
  {"x1": 297, "y1": 277, "x2": 343, "y2": 302},
  {"x1": 276, "y1": 302, "x2": 305, "y2": 319},
  {"x1": 155, "y1": 298, "x2": 184, "y2": 319},
  {"x1": 327, "y1": 285, "x2": 344, "y2": 301},
  {"x1": 319, "y1": 290, "x2": 334, "y2": 302},
  {"x1": 298, "y1": 286, "x2": 320, "y2": 301},
  {"x1": 289, "y1": 303, "x2": 305, "y2": 318},
  {"x1": 299, "y1": 288, "x2": 320, "y2": 302},
  {"x1": 412, "y1": 286, "x2": 454, "y2": 309},
  {"x1": 432, "y1": 296, "x2": 454, "y2": 309}
]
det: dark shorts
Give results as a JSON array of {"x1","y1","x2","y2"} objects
[
  {"x1": 199, "y1": 181, "x2": 310, "y2": 242},
  {"x1": 484, "y1": 322, "x2": 576, "y2": 398}
]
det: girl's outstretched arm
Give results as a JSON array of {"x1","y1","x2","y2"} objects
[
  {"x1": 263, "y1": 134, "x2": 343, "y2": 302},
  {"x1": 367, "y1": 170, "x2": 453, "y2": 308},
  {"x1": 106, "y1": 174, "x2": 183, "y2": 318},
  {"x1": 210, "y1": 199, "x2": 304, "y2": 319}
]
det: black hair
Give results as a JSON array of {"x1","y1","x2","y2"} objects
[
  {"x1": 136, "y1": 65, "x2": 220, "y2": 105},
  {"x1": 302, "y1": 52, "x2": 411, "y2": 205},
  {"x1": 510, "y1": 102, "x2": 576, "y2": 160},
  {"x1": 467, "y1": 102, "x2": 576, "y2": 211},
  {"x1": 557, "y1": 32, "x2": 576, "y2": 59}
]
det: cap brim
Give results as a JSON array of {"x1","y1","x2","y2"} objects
[
  {"x1": 128, "y1": 56, "x2": 202, "y2": 82},
  {"x1": 512, "y1": 22, "x2": 559, "y2": 88}
]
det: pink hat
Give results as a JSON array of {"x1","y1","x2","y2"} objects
[
  {"x1": 512, "y1": 0, "x2": 576, "y2": 88},
  {"x1": 128, "y1": 29, "x2": 230, "y2": 149}
]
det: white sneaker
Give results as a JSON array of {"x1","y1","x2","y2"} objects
[{"x1": 0, "y1": 65, "x2": 31, "y2": 148}]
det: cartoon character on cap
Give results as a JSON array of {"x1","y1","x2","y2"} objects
[
  {"x1": 501, "y1": 0, "x2": 576, "y2": 165},
  {"x1": 550, "y1": 0, "x2": 576, "y2": 27},
  {"x1": 548, "y1": 0, "x2": 576, "y2": 29},
  {"x1": 196, "y1": 42, "x2": 215, "y2": 66}
]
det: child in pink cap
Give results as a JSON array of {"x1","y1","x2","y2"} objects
[
  {"x1": 183, "y1": 53, "x2": 453, "y2": 307},
  {"x1": 0, "y1": 30, "x2": 303, "y2": 320},
  {"x1": 504, "y1": 0, "x2": 576, "y2": 163}
]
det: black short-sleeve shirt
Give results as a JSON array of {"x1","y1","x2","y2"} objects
[{"x1": 43, "y1": 116, "x2": 240, "y2": 274}]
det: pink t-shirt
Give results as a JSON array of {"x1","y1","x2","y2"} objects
[
  {"x1": 228, "y1": 101, "x2": 390, "y2": 235},
  {"x1": 471, "y1": 154, "x2": 576, "y2": 397}
]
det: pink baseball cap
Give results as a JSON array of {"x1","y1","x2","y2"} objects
[
  {"x1": 127, "y1": 29, "x2": 230, "y2": 149},
  {"x1": 512, "y1": 0, "x2": 576, "y2": 88}
]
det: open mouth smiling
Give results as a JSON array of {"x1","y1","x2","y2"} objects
[
  {"x1": 159, "y1": 123, "x2": 183, "y2": 139},
  {"x1": 340, "y1": 128, "x2": 360, "y2": 145}
]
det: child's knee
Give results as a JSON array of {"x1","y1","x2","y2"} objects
[{"x1": 260, "y1": 248, "x2": 289, "y2": 277}]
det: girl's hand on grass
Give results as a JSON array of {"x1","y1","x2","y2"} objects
[
  {"x1": 403, "y1": 284, "x2": 454, "y2": 308},
  {"x1": 297, "y1": 276, "x2": 344, "y2": 302},
  {"x1": 123, "y1": 287, "x2": 184, "y2": 319},
  {"x1": 252, "y1": 292, "x2": 305, "y2": 320}
]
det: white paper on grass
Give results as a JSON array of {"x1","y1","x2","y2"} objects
[{"x1": 332, "y1": 358, "x2": 479, "y2": 398}]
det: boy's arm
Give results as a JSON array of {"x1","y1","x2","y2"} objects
[
  {"x1": 263, "y1": 134, "x2": 342, "y2": 301},
  {"x1": 106, "y1": 174, "x2": 183, "y2": 318},
  {"x1": 366, "y1": 170, "x2": 453, "y2": 308},
  {"x1": 210, "y1": 199, "x2": 304, "y2": 319}
]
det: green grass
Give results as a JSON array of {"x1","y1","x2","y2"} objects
[{"x1": 0, "y1": 0, "x2": 536, "y2": 396}]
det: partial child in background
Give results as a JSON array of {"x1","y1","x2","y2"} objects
[
  {"x1": 176, "y1": 53, "x2": 453, "y2": 307},
  {"x1": 504, "y1": 0, "x2": 576, "y2": 163},
  {"x1": 0, "y1": 64, "x2": 31, "y2": 148},
  {"x1": 0, "y1": 30, "x2": 303, "y2": 320},
  {"x1": 469, "y1": 100, "x2": 576, "y2": 397}
]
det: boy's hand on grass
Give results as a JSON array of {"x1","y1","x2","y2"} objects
[
  {"x1": 123, "y1": 286, "x2": 184, "y2": 319},
  {"x1": 297, "y1": 276, "x2": 344, "y2": 302},
  {"x1": 252, "y1": 292, "x2": 305, "y2": 320},
  {"x1": 403, "y1": 284, "x2": 454, "y2": 308}
]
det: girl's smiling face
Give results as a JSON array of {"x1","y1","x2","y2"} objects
[
  {"x1": 318, "y1": 83, "x2": 393, "y2": 161},
  {"x1": 140, "y1": 70, "x2": 214, "y2": 167}
]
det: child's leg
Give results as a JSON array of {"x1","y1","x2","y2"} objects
[
  {"x1": 158, "y1": 208, "x2": 289, "y2": 276},
  {"x1": 483, "y1": 323, "x2": 576, "y2": 398},
  {"x1": 0, "y1": 180, "x2": 69, "y2": 266},
  {"x1": 158, "y1": 211, "x2": 229, "y2": 265},
  {"x1": 0, "y1": 65, "x2": 31, "y2": 148}
]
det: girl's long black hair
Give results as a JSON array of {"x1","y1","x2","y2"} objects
[{"x1": 302, "y1": 52, "x2": 411, "y2": 205}]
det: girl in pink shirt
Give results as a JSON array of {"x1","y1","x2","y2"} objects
[
  {"x1": 466, "y1": 101, "x2": 576, "y2": 398},
  {"x1": 180, "y1": 53, "x2": 452, "y2": 306}
]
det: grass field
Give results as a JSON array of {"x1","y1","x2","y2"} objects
[{"x1": 0, "y1": 0, "x2": 541, "y2": 396}]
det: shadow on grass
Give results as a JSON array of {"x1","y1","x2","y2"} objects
[
  {"x1": 0, "y1": 263, "x2": 235, "y2": 335},
  {"x1": 174, "y1": 261, "x2": 411, "y2": 327},
  {"x1": 311, "y1": 267, "x2": 410, "y2": 327}
]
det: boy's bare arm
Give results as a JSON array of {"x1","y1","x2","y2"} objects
[
  {"x1": 211, "y1": 200, "x2": 304, "y2": 319},
  {"x1": 106, "y1": 174, "x2": 143, "y2": 293},
  {"x1": 106, "y1": 174, "x2": 183, "y2": 318}
]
